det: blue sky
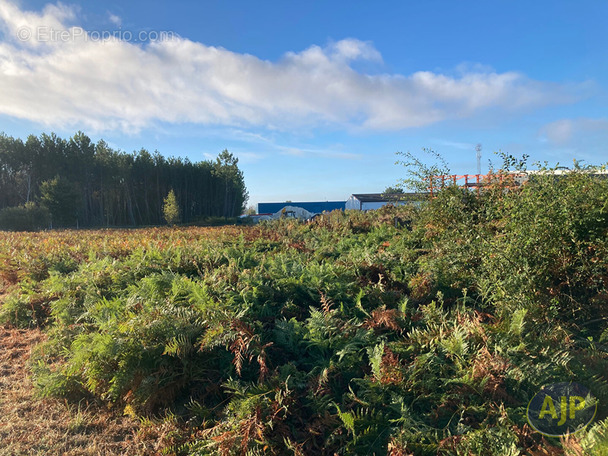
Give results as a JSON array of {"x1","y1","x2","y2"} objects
[{"x1": 1, "y1": 1, "x2": 607, "y2": 208}]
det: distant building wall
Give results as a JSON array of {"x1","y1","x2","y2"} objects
[
  {"x1": 361, "y1": 201, "x2": 408, "y2": 210},
  {"x1": 257, "y1": 201, "x2": 345, "y2": 214},
  {"x1": 347, "y1": 193, "x2": 426, "y2": 211},
  {"x1": 345, "y1": 195, "x2": 361, "y2": 210}
]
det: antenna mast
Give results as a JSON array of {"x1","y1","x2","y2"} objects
[{"x1": 475, "y1": 143, "x2": 482, "y2": 175}]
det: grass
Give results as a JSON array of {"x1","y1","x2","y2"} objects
[{"x1": 0, "y1": 326, "x2": 175, "y2": 455}]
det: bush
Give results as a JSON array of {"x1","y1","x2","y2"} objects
[
  {"x1": 163, "y1": 189, "x2": 180, "y2": 226},
  {"x1": 0, "y1": 203, "x2": 50, "y2": 231},
  {"x1": 3, "y1": 174, "x2": 608, "y2": 455}
]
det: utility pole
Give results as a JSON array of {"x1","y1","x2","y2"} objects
[{"x1": 476, "y1": 144, "x2": 482, "y2": 175}]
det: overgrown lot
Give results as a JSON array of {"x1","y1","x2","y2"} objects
[{"x1": 2, "y1": 171, "x2": 608, "y2": 455}]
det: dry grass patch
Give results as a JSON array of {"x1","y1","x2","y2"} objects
[{"x1": 0, "y1": 327, "x2": 174, "y2": 456}]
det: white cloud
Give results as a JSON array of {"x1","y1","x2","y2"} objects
[
  {"x1": 108, "y1": 12, "x2": 121, "y2": 27},
  {"x1": 433, "y1": 139, "x2": 476, "y2": 150},
  {"x1": 0, "y1": 0, "x2": 581, "y2": 133},
  {"x1": 541, "y1": 118, "x2": 608, "y2": 146},
  {"x1": 542, "y1": 119, "x2": 575, "y2": 144},
  {"x1": 279, "y1": 146, "x2": 361, "y2": 160},
  {"x1": 0, "y1": 0, "x2": 76, "y2": 48},
  {"x1": 328, "y1": 38, "x2": 382, "y2": 63}
]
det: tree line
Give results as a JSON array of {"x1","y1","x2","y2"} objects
[{"x1": 0, "y1": 131, "x2": 248, "y2": 229}]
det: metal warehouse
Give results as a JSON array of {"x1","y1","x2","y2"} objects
[
  {"x1": 257, "y1": 201, "x2": 346, "y2": 214},
  {"x1": 345, "y1": 193, "x2": 425, "y2": 210}
]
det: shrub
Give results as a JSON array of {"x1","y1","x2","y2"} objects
[
  {"x1": 0, "y1": 202, "x2": 50, "y2": 231},
  {"x1": 3, "y1": 172, "x2": 608, "y2": 455},
  {"x1": 163, "y1": 190, "x2": 181, "y2": 226}
]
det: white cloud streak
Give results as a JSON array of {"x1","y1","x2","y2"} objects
[
  {"x1": 541, "y1": 119, "x2": 575, "y2": 144},
  {"x1": 433, "y1": 139, "x2": 476, "y2": 150},
  {"x1": 107, "y1": 12, "x2": 121, "y2": 27},
  {"x1": 541, "y1": 118, "x2": 608, "y2": 146},
  {"x1": 0, "y1": 1, "x2": 580, "y2": 133},
  {"x1": 279, "y1": 146, "x2": 361, "y2": 161}
]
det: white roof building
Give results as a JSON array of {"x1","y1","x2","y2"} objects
[{"x1": 345, "y1": 193, "x2": 425, "y2": 210}]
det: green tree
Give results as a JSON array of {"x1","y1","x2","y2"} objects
[
  {"x1": 163, "y1": 189, "x2": 180, "y2": 226},
  {"x1": 395, "y1": 148, "x2": 450, "y2": 192},
  {"x1": 213, "y1": 150, "x2": 249, "y2": 217},
  {"x1": 0, "y1": 132, "x2": 251, "y2": 227},
  {"x1": 383, "y1": 186, "x2": 404, "y2": 194},
  {"x1": 40, "y1": 176, "x2": 82, "y2": 227}
]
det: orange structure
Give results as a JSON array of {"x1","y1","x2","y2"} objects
[{"x1": 427, "y1": 172, "x2": 528, "y2": 197}]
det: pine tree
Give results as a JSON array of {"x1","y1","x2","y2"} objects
[
  {"x1": 163, "y1": 189, "x2": 180, "y2": 226},
  {"x1": 40, "y1": 176, "x2": 82, "y2": 227}
]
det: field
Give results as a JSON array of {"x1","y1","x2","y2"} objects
[{"x1": 2, "y1": 172, "x2": 608, "y2": 455}]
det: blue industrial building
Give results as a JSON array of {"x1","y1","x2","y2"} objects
[{"x1": 257, "y1": 201, "x2": 345, "y2": 214}]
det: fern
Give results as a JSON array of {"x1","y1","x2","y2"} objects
[
  {"x1": 368, "y1": 341, "x2": 385, "y2": 381},
  {"x1": 335, "y1": 404, "x2": 357, "y2": 442}
]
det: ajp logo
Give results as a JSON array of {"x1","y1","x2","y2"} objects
[{"x1": 527, "y1": 382, "x2": 597, "y2": 437}]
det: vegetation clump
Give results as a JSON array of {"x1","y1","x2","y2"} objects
[
  {"x1": 163, "y1": 190, "x2": 181, "y2": 226},
  {"x1": 1, "y1": 164, "x2": 608, "y2": 454}
]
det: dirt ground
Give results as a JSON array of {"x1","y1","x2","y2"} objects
[{"x1": 0, "y1": 325, "x2": 173, "y2": 456}]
